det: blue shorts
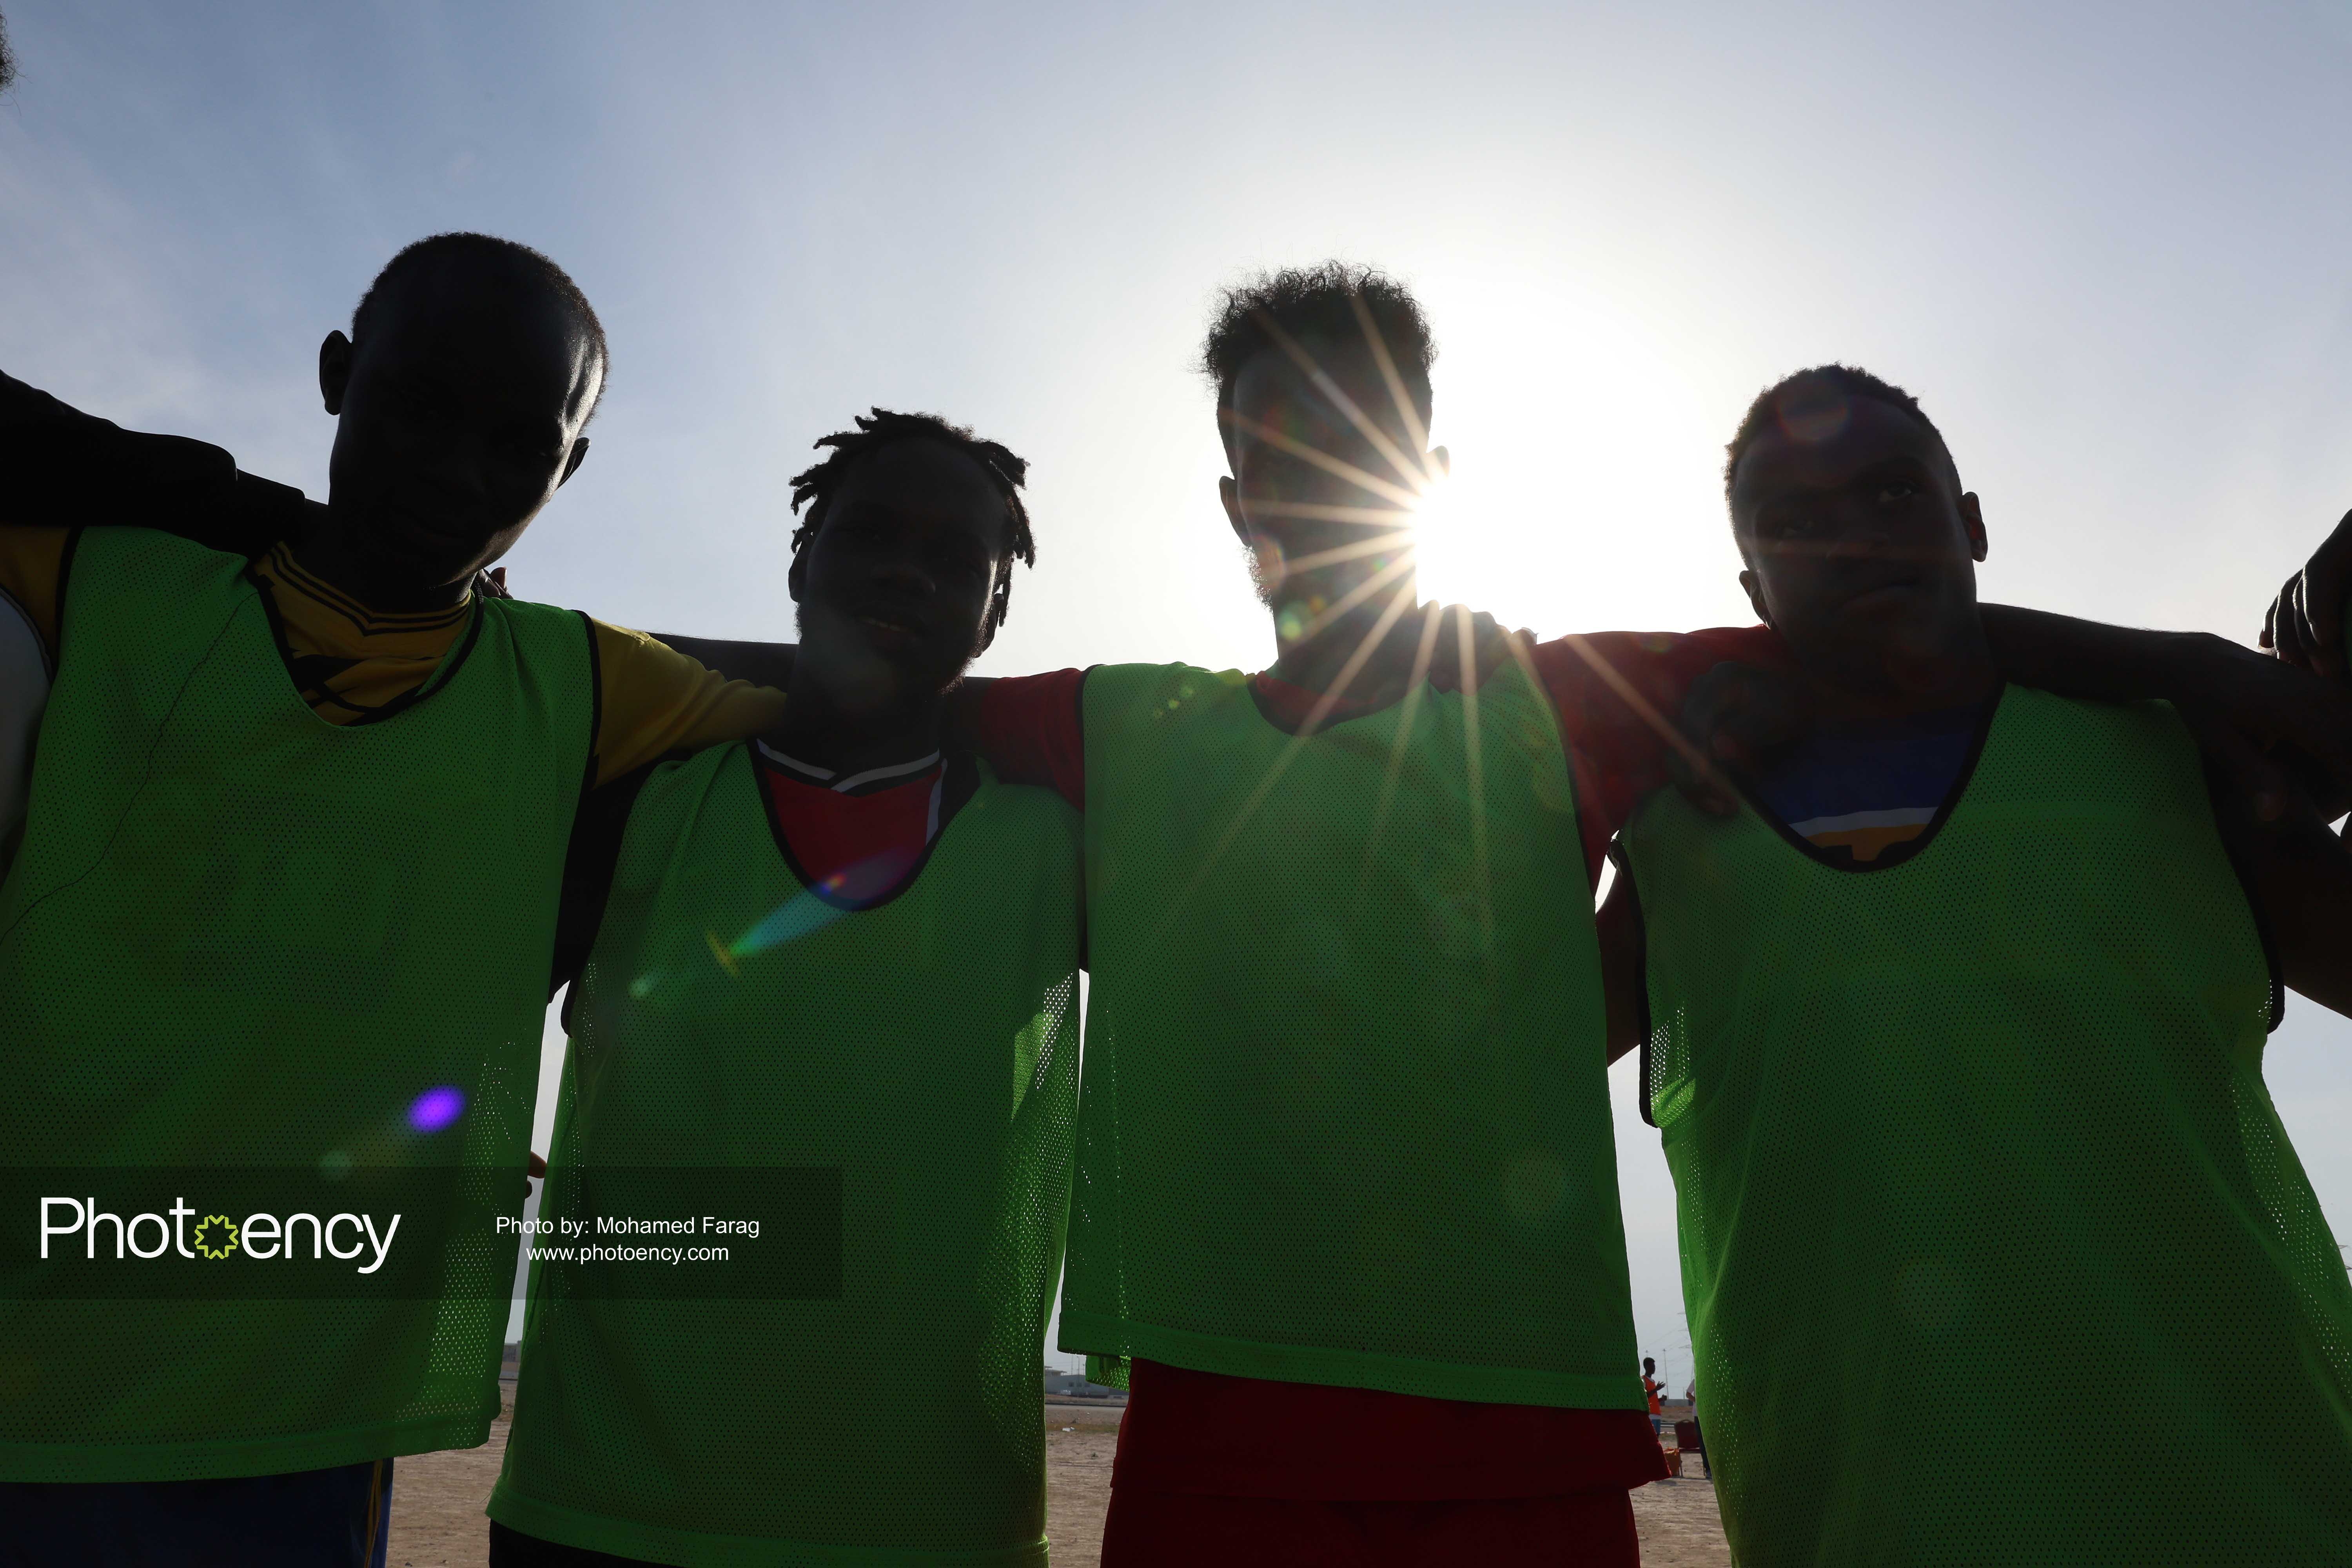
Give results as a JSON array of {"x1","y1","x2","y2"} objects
[{"x1": 0, "y1": 1457, "x2": 392, "y2": 1567}]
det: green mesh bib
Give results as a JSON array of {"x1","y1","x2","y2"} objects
[
  {"x1": 0, "y1": 527, "x2": 592, "y2": 1481},
  {"x1": 490, "y1": 743, "x2": 1082, "y2": 1566},
  {"x1": 1621, "y1": 686, "x2": 2352, "y2": 1564},
  {"x1": 1060, "y1": 662, "x2": 1639, "y2": 1408}
]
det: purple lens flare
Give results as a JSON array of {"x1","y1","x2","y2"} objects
[{"x1": 408, "y1": 1086, "x2": 466, "y2": 1133}]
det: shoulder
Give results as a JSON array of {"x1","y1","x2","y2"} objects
[
  {"x1": 974, "y1": 753, "x2": 1083, "y2": 815},
  {"x1": 1994, "y1": 685, "x2": 2203, "y2": 775},
  {"x1": 64, "y1": 527, "x2": 258, "y2": 621},
  {"x1": 475, "y1": 598, "x2": 599, "y2": 682},
  {"x1": 1530, "y1": 624, "x2": 1789, "y2": 699},
  {"x1": 483, "y1": 596, "x2": 593, "y2": 642},
  {"x1": 586, "y1": 616, "x2": 760, "y2": 695},
  {"x1": 1083, "y1": 661, "x2": 1244, "y2": 708}
]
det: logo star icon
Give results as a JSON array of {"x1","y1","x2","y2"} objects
[{"x1": 193, "y1": 1215, "x2": 240, "y2": 1259}]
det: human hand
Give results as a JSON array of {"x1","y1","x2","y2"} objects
[
  {"x1": 2164, "y1": 631, "x2": 2352, "y2": 823},
  {"x1": 1420, "y1": 605, "x2": 1538, "y2": 693},
  {"x1": 2261, "y1": 508, "x2": 2352, "y2": 679},
  {"x1": 1670, "y1": 661, "x2": 1814, "y2": 818}
]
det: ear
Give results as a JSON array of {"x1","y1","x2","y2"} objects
[
  {"x1": 318, "y1": 332, "x2": 353, "y2": 416},
  {"x1": 557, "y1": 437, "x2": 591, "y2": 489},
  {"x1": 1959, "y1": 491, "x2": 1987, "y2": 563},
  {"x1": 1737, "y1": 566, "x2": 1777, "y2": 630},
  {"x1": 1220, "y1": 474, "x2": 1248, "y2": 545},
  {"x1": 1429, "y1": 444, "x2": 1451, "y2": 479}
]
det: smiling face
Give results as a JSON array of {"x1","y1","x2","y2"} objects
[
  {"x1": 788, "y1": 437, "x2": 1011, "y2": 717},
  {"x1": 1221, "y1": 340, "x2": 1430, "y2": 643},
  {"x1": 1730, "y1": 390, "x2": 1989, "y2": 699},
  {"x1": 320, "y1": 258, "x2": 602, "y2": 597}
]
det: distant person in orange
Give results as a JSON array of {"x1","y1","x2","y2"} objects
[{"x1": 1642, "y1": 1358, "x2": 1664, "y2": 1437}]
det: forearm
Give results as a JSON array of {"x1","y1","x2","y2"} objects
[
  {"x1": 0, "y1": 368, "x2": 303, "y2": 551},
  {"x1": 639, "y1": 637, "x2": 1006, "y2": 757},
  {"x1": 646, "y1": 634, "x2": 796, "y2": 691},
  {"x1": 1985, "y1": 602, "x2": 2352, "y2": 818},
  {"x1": 1978, "y1": 604, "x2": 2220, "y2": 704},
  {"x1": 2246, "y1": 814, "x2": 2352, "y2": 1020}
]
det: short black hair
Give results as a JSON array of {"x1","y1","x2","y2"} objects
[
  {"x1": 1203, "y1": 262, "x2": 1437, "y2": 438},
  {"x1": 1725, "y1": 364, "x2": 1948, "y2": 497},
  {"x1": 789, "y1": 408, "x2": 1036, "y2": 634},
  {"x1": 351, "y1": 232, "x2": 609, "y2": 419}
]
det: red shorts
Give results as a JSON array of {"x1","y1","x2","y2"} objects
[
  {"x1": 1100, "y1": 1487, "x2": 1640, "y2": 1568},
  {"x1": 1096, "y1": 1361, "x2": 1661, "y2": 1566},
  {"x1": 1109, "y1": 1359, "x2": 1666, "y2": 1501}
]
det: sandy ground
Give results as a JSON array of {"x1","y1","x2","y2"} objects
[
  {"x1": 388, "y1": 1403, "x2": 1727, "y2": 1568},
  {"x1": 1628, "y1": 1464, "x2": 1731, "y2": 1568},
  {"x1": 383, "y1": 1405, "x2": 512, "y2": 1568}
]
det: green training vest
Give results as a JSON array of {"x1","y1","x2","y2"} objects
[
  {"x1": 1621, "y1": 686, "x2": 2352, "y2": 1565},
  {"x1": 0, "y1": 527, "x2": 592, "y2": 1481},
  {"x1": 1060, "y1": 661, "x2": 1640, "y2": 1408},
  {"x1": 490, "y1": 743, "x2": 1083, "y2": 1567}
]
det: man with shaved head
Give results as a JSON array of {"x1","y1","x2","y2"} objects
[
  {"x1": 1610, "y1": 363, "x2": 2352, "y2": 1564},
  {"x1": 0, "y1": 234, "x2": 784, "y2": 1565}
]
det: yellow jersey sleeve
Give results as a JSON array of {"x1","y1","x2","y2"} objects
[
  {"x1": 590, "y1": 619, "x2": 788, "y2": 788},
  {"x1": 0, "y1": 526, "x2": 71, "y2": 661}
]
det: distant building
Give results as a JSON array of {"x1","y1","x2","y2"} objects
[{"x1": 1044, "y1": 1368, "x2": 1120, "y2": 1399}]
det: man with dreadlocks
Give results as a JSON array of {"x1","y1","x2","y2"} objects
[{"x1": 484, "y1": 409, "x2": 1083, "y2": 1568}]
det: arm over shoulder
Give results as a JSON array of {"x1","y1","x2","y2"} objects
[
  {"x1": 1530, "y1": 624, "x2": 1788, "y2": 841},
  {"x1": 962, "y1": 669, "x2": 1088, "y2": 812},
  {"x1": 1, "y1": 369, "x2": 303, "y2": 557},
  {"x1": 587, "y1": 621, "x2": 790, "y2": 787}
]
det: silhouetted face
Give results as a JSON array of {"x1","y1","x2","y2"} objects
[
  {"x1": 322, "y1": 259, "x2": 601, "y2": 595},
  {"x1": 789, "y1": 437, "x2": 1011, "y2": 714},
  {"x1": 1223, "y1": 340, "x2": 1430, "y2": 641},
  {"x1": 1730, "y1": 390, "x2": 1987, "y2": 693}
]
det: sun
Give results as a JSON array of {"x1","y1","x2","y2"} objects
[
  {"x1": 1396, "y1": 264, "x2": 1756, "y2": 639},
  {"x1": 1406, "y1": 468, "x2": 1469, "y2": 612}
]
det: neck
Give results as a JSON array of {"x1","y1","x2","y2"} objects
[
  {"x1": 764, "y1": 676, "x2": 947, "y2": 778},
  {"x1": 291, "y1": 505, "x2": 473, "y2": 613},
  {"x1": 1799, "y1": 618, "x2": 2000, "y2": 724},
  {"x1": 1265, "y1": 579, "x2": 1430, "y2": 708}
]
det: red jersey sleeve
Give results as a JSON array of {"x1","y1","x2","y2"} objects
[
  {"x1": 1529, "y1": 625, "x2": 1792, "y2": 883},
  {"x1": 967, "y1": 668, "x2": 1089, "y2": 812}
]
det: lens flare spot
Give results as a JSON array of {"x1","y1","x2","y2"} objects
[
  {"x1": 408, "y1": 1086, "x2": 466, "y2": 1133},
  {"x1": 720, "y1": 855, "x2": 900, "y2": 964},
  {"x1": 704, "y1": 931, "x2": 742, "y2": 979}
]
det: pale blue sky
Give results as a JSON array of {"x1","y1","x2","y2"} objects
[{"x1": 5, "y1": 0, "x2": 2347, "y2": 1374}]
